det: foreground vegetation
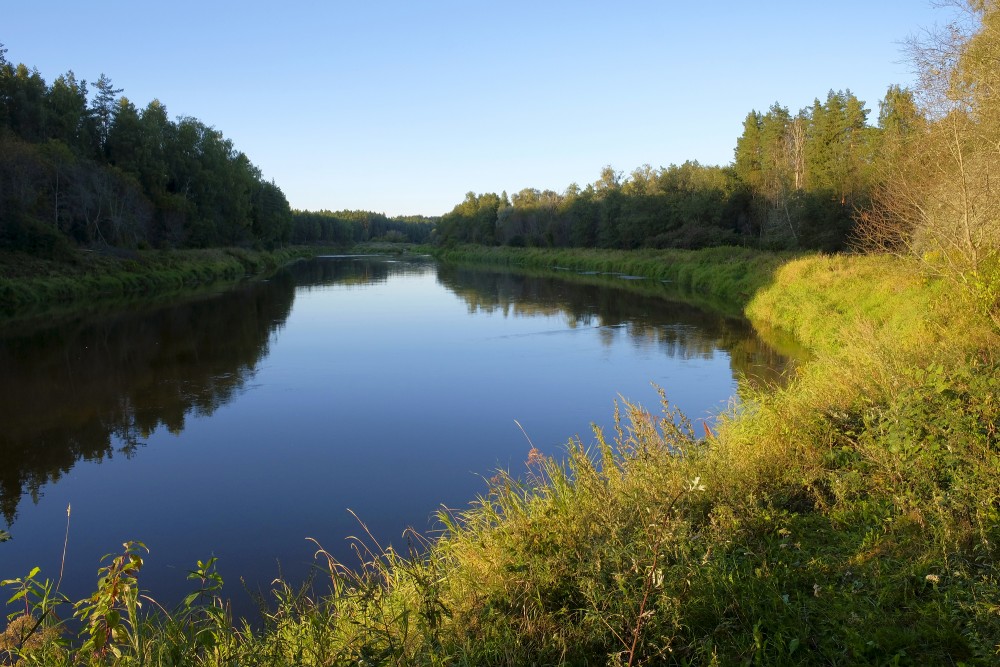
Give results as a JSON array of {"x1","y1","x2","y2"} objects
[{"x1": 3, "y1": 244, "x2": 997, "y2": 665}]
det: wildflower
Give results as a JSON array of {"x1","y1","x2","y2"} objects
[{"x1": 925, "y1": 573, "x2": 940, "y2": 585}]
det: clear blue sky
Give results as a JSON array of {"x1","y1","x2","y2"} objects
[{"x1": 5, "y1": 1, "x2": 948, "y2": 217}]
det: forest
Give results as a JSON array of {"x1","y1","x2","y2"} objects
[
  {"x1": 0, "y1": 44, "x2": 434, "y2": 257},
  {"x1": 0, "y1": 43, "x2": 296, "y2": 254},
  {"x1": 0, "y1": 35, "x2": 940, "y2": 262},
  {"x1": 1, "y1": 38, "x2": 924, "y2": 259},
  {"x1": 290, "y1": 209, "x2": 435, "y2": 246},
  {"x1": 434, "y1": 86, "x2": 920, "y2": 253}
]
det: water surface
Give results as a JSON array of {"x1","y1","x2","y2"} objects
[{"x1": 0, "y1": 255, "x2": 791, "y2": 616}]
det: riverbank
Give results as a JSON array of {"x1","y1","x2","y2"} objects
[
  {"x1": 431, "y1": 245, "x2": 794, "y2": 306},
  {"x1": 420, "y1": 246, "x2": 999, "y2": 664},
  {"x1": 0, "y1": 246, "x2": 325, "y2": 320},
  {"x1": 3, "y1": 245, "x2": 998, "y2": 665}
]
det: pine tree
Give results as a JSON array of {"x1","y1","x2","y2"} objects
[{"x1": 92, "y1": 73, "x2": 123, "y2": 151}]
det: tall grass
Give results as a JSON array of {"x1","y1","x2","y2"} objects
[{"x1": 3, "y1": 246, "x2": 999, "y2": 665}]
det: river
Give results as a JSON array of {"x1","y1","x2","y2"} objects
[{"x1": 0, "y1": 254, "x2": 792, "y2": 619}]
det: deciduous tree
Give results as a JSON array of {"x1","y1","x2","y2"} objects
[{"x1": 859, "y1": 0, "x2": 1000, "y2": 325}]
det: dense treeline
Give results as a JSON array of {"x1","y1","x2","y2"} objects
[
  {"x1": 435, "y1": 88, "x2": 920, "y2": 253},
  {"x1": 0, "y1": 43, "x2": 294, "y2": 255},
  {"x1": 291, "y1": 209, "x2": 436, "y2": 246}
]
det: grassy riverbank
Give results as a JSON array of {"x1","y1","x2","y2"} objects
[
  {"x1": 0, "y1": 246, "x2": 325, "y2": 319},
  {"x1": 432, "y1": 245, "x2": 794, "y2": 306},
  {"x1": 3, "y1": 246, "x2": 998, "y2": 665}
]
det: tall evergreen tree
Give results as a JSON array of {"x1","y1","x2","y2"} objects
[
  {"x1": 106, "y1": 97, "x2": 143, "y2": 175},
  {"x1": 7, "y1": 64, "x2": 48, "y2": 142},
  {"x1": 45, "y1": 71, "x2": 90, "y2": 152},
  {"x1": 92, "y1": 73, "x2": 123, "y2": 151},
  {"x1": 734, "y1": 111, "x2": 764, "y2": 191}
]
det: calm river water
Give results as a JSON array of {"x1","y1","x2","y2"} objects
[{"x1": 0, "y1": 255, "x2": 791, "y2": 617}]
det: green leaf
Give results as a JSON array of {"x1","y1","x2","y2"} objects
[
  {"x1": 789, "y1": 637, "x2": 800, "y2": 654},
  {"x1": 7, "y1": 589, "x2": 28, "y2": 604}
]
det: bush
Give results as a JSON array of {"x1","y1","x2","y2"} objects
[{"x1": 0, "y1": 212, "x2": 75, "y2": 260}]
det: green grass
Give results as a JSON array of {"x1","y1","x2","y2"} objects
[
  {"x1": 3, "y1": 245, "x2": 999, "y2": 666},
  {"x1": 0, "y1": 246, "x2": 325, "y2": 322},
  {"x1": 431, "y1": 245, "x2": 794, "y2": 305}
]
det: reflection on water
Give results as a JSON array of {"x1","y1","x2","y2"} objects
[
  {"x1": 296, "y1": 254, "x2": 436, "y2": 288},
  {"x1": 0, "y1": 272, "x2": 296, "y2": 526},
  {"x1": 436, "y1": 264, "x2": 793, "y2": 387},
  {"x1": 0, "y1": 255, "x2": 795, "y2": 615}
]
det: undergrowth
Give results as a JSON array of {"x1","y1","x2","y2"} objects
[{"x1": 3, "y1": 247, "x2": 999, "y2": 665}]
